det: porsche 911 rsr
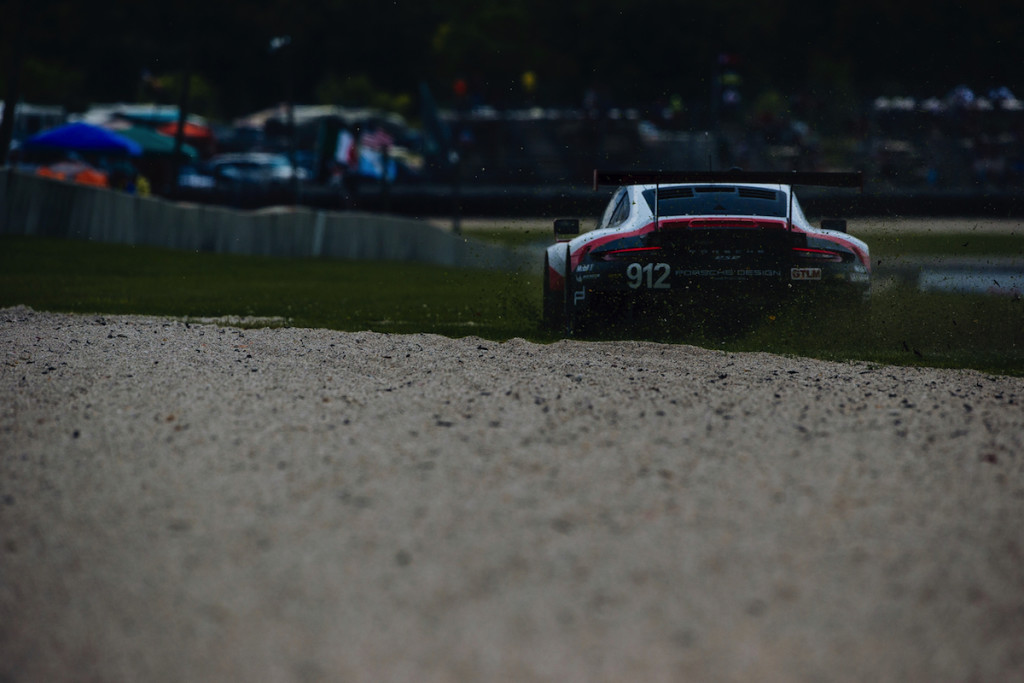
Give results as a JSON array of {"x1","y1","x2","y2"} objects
[{"x1": 543, "y1": 170, "x2": 870, "y2": 334}]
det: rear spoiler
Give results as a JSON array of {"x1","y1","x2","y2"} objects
[{"x1": 593, "y1": 170, "x2": 863, "y2": 190}]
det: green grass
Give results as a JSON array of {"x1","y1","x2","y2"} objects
[
  {"x1": 737, "y1": 289, "x2": 1024, "y2": 374},
  {"x1": 2, "y1": 235, "x2": 1022, "y2": 376},
  {"x1": 0, "y1": 237, "x2": 538, "y2": 340},
  {"x1": 564, "y1": 289, "x2": 1024, "y2": 376},
  {"x1": 868, "y1": 232, "x2": 1024, "y2": 260}
]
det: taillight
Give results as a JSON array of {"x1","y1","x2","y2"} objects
[
  {"x1": 597, "y1": 246, "x2": 663, "y2": 261},
  {"x1": 792, "y1": 247, "x2": 843, "y2": 262}
]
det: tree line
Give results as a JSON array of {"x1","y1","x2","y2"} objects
[{"x1": 2, "y1": 0, "x2": 1022, "y2": 123}]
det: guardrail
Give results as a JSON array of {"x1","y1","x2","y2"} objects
[{"x1": 0, "y1": 169, "x2": 534, "y2": 272}]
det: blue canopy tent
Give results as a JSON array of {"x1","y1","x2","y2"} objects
[{"x1": 20, "y1": 122, "x2": 143, "y2": 156}]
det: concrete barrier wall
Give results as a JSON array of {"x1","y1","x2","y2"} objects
[{"x1": 1, "y1": 169, "x2": 534, "y2": 273}]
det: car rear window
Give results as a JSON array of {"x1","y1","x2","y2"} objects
[{"x1": 642, "y1": 185, "x2": 788, "y2": 217}]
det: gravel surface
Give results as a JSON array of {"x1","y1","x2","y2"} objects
[{"x1": 2, "y1": 305, "x2": 1023, "y2": 682}]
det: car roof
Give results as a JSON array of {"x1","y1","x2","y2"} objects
[{"x1": 210, "y1": 152, "x2": 289, "y2": 165}]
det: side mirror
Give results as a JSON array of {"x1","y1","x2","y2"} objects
[
  {"x1": 821, "y1": 218, "x2": 847, "y2": 233},
  {"x1": 554, "y1": 218, "x2": 580, "y2": 236}
]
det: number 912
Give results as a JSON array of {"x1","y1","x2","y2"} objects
[{"x1": 626, "y1": 262, "x2": 671, "y2": 289}]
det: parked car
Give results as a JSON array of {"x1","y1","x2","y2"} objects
[
  {"x1": 176, "y1": 163, "x2": 215, "y2": 189},
  {"x1": 209, "y1": 152, "x2": 309, "y2": 189}
]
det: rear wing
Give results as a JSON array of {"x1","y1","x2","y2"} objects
[{"x1": 593, "y1": 169, "x2": 863, "y2": 190}]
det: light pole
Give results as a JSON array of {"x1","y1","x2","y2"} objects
[
  {"x1": 171, "y1": 59, "x2": 192, "y2": 196},
  {"x1": 270, "y1": 35, "x2": 299, "y2": 204},
  {"x1": 0, "y1": 0, "x2": 26, "y2": 167}
]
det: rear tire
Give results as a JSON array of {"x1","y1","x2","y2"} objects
[{"x1": 542, "y1": 252, "x2": 565, "y2": 332}]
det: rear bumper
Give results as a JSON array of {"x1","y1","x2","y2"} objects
[
  {"x1": 570, "y1": 259, "x2": 867, "y2": 291},
  {"x1": 564, "y1": 260, "x2": 870, "y2": 316}
]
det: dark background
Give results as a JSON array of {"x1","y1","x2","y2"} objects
[{"x1": 3, "y1": 0, "x2": 1021, "y2": 123}]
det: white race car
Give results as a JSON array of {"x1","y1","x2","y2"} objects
[{"x1": 543, "y1": 170, "x2": 869, "y2": 334}]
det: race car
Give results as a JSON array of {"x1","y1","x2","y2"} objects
[{"x1": 543, "y1": 170, "x2": 870, "y2": 334}]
